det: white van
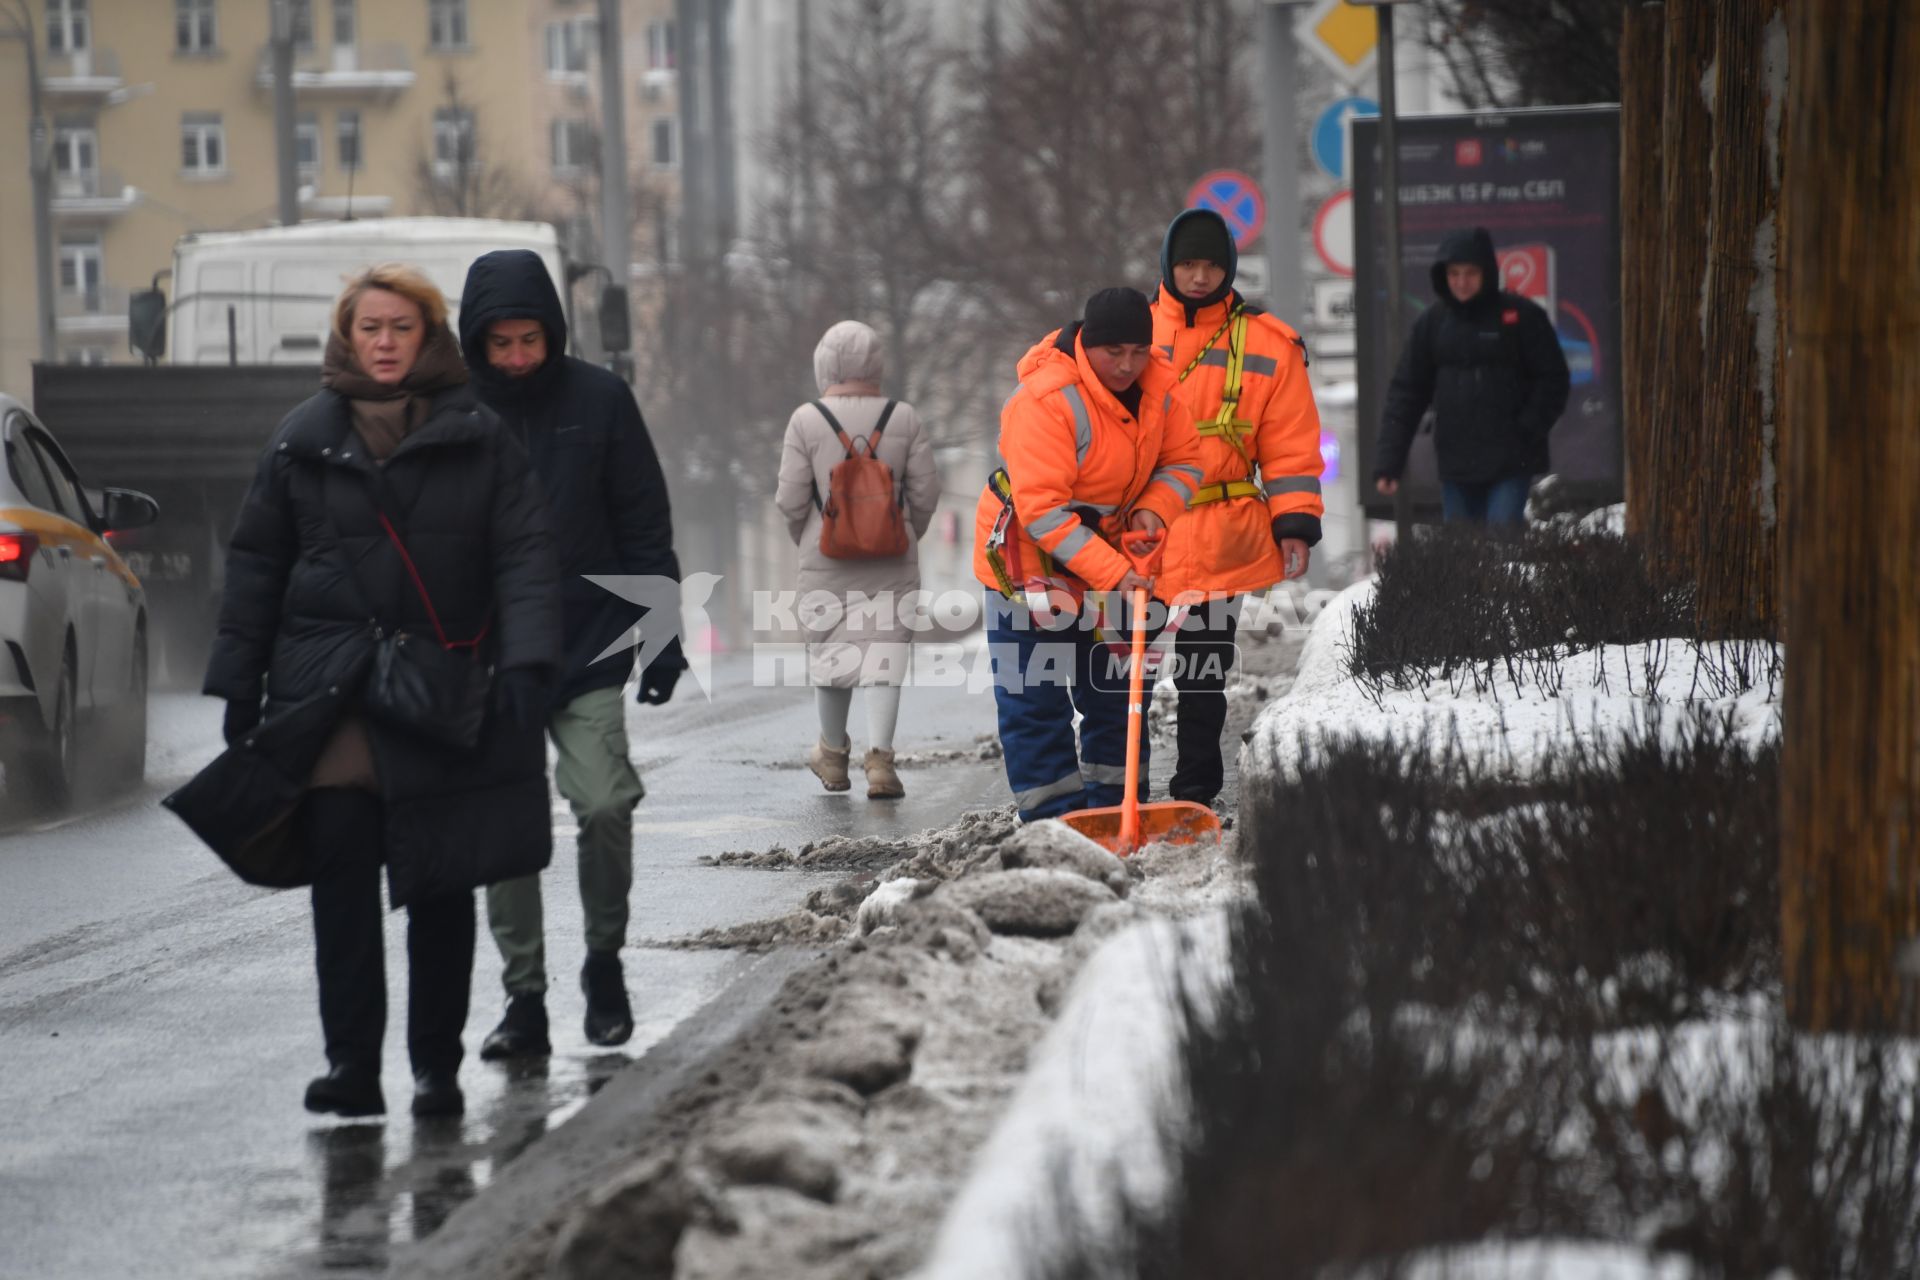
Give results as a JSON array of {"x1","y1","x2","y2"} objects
[{"x1": 167, "y1": 217, "x2": 566, "y2": 366}]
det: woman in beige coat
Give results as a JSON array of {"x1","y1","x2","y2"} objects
[{"x1": 776, "y1": 321, "x2": 941, "y2": 798}]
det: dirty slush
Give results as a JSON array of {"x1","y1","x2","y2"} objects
[{"x1": 495, "y1": 621, "x2": 1303, "y2": 1277}]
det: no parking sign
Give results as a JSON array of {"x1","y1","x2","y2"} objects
[{"x1": 1186, "y1": 170, "x2": 1266, "y2": 250}]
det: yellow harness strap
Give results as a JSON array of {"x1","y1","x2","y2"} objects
[
  {"x1": 1189, "y1": 478, "x2": 1263, "y2": 507},
  {"x1": 1180, "y1": 309, "x2": 1258, "y2": 471}
]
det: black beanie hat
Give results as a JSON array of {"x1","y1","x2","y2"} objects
[
  {"x1": 1080, "y1": 287, "x2": 1153, "y2": 348},
  {"x1": 1169, "y1": 215, "x2": 1233, "y2": 269}
]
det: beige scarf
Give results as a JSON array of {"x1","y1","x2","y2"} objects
[{"x1": 321, "y1": 327, "x2": 469, "y2": 462}]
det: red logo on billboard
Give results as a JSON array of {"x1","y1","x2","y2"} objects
[
  {"x1": 1497, "y1": 243, "x2": 1557, "y2": 319},
  {"x1": 1456, "y1": 139, "x2": 1484, "y2": 167}
]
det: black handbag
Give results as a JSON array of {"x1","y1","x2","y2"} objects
[{"x1": 360, "y1": 509, "x2": 493, "y2": 751}]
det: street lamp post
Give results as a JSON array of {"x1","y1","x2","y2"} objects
[{"x1": 2, "y1": 0, "x2": 57, "y2": 363}]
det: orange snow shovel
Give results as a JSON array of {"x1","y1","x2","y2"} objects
[{"x1": 1060, "y1": 531, "x2": 1223, "y2": 857}]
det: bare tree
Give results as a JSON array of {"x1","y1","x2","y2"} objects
[
  {"x1": 951, "y1": 0, "x2": 1258, "y2": 344},
  {"x1": 638, "y1": 0, "x2": 987, "y2": 489},
  {"x1": 1422, "y1": 0, "x2": 1629, "y2": 109},
  {"x1": 412, "y1": 72, "x2": 544, "y2": 220}
]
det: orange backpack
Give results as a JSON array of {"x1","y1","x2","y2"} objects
[{"x1": 811, "y1": 400, "x2": 909, "y2": 560}]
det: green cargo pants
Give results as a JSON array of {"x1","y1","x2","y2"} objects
[{"x1": 486, "y1": 686, "x2": 646, "y2": 996}]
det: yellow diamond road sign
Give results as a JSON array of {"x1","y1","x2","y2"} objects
[{"x1": 1298, "y1": 0, "x2": 1378, "y2": 84}]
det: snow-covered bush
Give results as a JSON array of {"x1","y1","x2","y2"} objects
[
  {"x1": 1023, "y1": 716, "x2": 1920, "y2": 1279},
  {"x1": 1346, "y1": 525, "x2": 1779, "y2": 703}
]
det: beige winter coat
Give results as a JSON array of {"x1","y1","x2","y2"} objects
[{"x1": 776, "y1": 393, "x2": 941, "y2": 688}]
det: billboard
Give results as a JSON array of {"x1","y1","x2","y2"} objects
[{"x1": 1351, "y1": 107, "x2": 1623, "y2": 519}]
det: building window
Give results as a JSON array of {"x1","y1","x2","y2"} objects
[
  {"x1": 287, "y1": 0, "x2": 314, "y2": 49},
  {"x1": 175, "y1": 0, "x2": 217, "y2": 53},
  {"x1": 650, "y1": 117, "x2": 676, "y2": 170},
  {"x1": 551, "y1": 118, "x2": 595, "y2": 176},
  {"x1": 428, "y1": 0, "x2": 468, "y2": 51},
  {"x1": 47, "y1": 0, "x2": 90, "y2": 55},
  {"x1": 180, "y1": 112, "x2": 226, "y2": 176},
  {"x1": 295, "y1": 112, "x2": 320, "y2": 177},
  {"x1": 336, "y1": 109, "x2": 362, "y2": 171},
  {"x1": 331, "y1": 0, "x2": 355, "y2": 49},
  {"x1": 58, "y1": 234, "x2": 103, "y2": 307},
  {"x1": 432, "y1": 107, "x2": 474, "y2": 177},
  {"x1": 646, "y1": 20, "x2": 675, "y2": 72},
  {"x1": 52, "y1": 121, "x2": 98, "y2": 197},
  {"x1": 61, "y1": 347, "x2": 111, "y2": 367},
  {"x1": 545, "y1": 18, "x2": 592, "y2": 77}
]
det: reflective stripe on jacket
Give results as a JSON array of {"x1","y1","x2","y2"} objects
[
  {"x1": 971, "y1": 324, "x2": 1202, "y2": 593},
  {"x1": 1151, "y1": 285, "x2": 1324, "y2": 601}
]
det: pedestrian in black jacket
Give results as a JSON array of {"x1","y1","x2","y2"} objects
[
  {"x1": 456, "y1": 249, "x2": 684, "y2": 1059},
  {"x1": 185, "y1": 264, "x2": 562, "y2": 1120},
  {"x1": 1374, "y1": 227, "x2": 1572, "y2": 525}
]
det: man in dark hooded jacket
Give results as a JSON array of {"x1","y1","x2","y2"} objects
[
  {"x1": 457, "y1": 249, "x2": 684, "y2": 1056},
  {"x1": 1373, "y1": 227, "x2": 1571, "y2": 525}
]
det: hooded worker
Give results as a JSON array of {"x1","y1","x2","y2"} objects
[
  {"x1": 456, "y1": 249, "x2": 684, "y2": 1061},
  {"x1": 974, "y1": 287, "x2": 1204, "y2": 822},
  {"x1": 1373, "y1": 226, "x2": 1571, "y2": 524},
  {"x1": 1150, "y1": 207, "x2": 1325, "y2": 806}
]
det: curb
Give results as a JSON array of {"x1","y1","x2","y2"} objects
[{"x1": 396, "y1": 947, "x2": 822, "y2": 1280}]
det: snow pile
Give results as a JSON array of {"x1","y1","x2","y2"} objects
[
  {"x1": 913, "y1": 915, "x2": 1229, "y2": 1280},
  {"x1": 549, "y1": 814, "x2": 1244, "y2": 1279},
  {"x1": 1245, "y1": 578, "x2": 1781, "y2": 783}
]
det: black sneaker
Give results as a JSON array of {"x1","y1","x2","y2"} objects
[
  {"x1": 479, "y1": 994, "x2": 551, "y2": 1061},
  {"x1": 411, "y1": 1070, "x2": 464, "y2": 1118},
  {"x1": 304, "y1": 1065, "x2": 385, "y2": 1118},
  {"x1": 581, "y1": 950, "x2": 634, "y2": 1047}
]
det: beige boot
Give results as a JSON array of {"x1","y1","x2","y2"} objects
[
  {"x1": 864, "y1": 748, "x2": 905, "y2": 799},
  {"x1": 808, "y1": 737, "x2": 852, "y2": 792}
]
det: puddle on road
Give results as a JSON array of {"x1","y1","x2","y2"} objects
[{"x1": 286, "y1": 1049, "x2": 637, "y2": 1277}]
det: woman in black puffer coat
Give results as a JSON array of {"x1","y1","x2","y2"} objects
[{"x1": 175, "y1": 264, "x2": 560, "y2": 1121}]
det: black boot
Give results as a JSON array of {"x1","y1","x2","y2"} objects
[
  {"x1": 411, "y1": 1070, "x2": 464, "y2": 1118},
  {"x1": 582, "y1": 950, "x2": 633, "y2": 1047},
  {"x1": 305, "y1": 1065, "x2": 386, "y2": 1118},
  {"x1": 479, "y1": 994, "x2": 551, "y2": 1061}
]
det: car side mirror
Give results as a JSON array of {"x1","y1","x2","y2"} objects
[
  {"x1": 129, "y1": 289, "x2": 167, "y2": 362},
  {"x1": 102, "y1": 487, "x2": 160, "y2": 532},
  {"x1": 599, "y1": 284, "x2": 631, "y2": 355}
]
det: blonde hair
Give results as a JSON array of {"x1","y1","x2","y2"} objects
[{"x1": 333, "y1": 262, "x2": 449, "y2": 342}]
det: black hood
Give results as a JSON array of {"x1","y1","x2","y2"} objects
[
  {"x1": 1430, "y1": 227, "x2": 1500, "y2": 310},
  {"x1": 459, "y1": 249, "x2": 569, "y2": 402},
  {"x1": 1160, "y1": 208, "x2": 1239, "y2": 321}
]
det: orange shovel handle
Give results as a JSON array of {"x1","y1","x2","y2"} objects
[{"x1": 1119, "y1": 584, "x2": 1148, "y2": 853}]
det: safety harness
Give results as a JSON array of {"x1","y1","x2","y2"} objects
[{"x1": 1180, "y1": 305, "x2": 1262, "y2": 507}]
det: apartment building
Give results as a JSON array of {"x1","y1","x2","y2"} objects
[
  {"x1": 0, "y1": 0, "x2": 541, "y2": 399},
  {"x1": 528, "y1": 0, "x2": 679, "y2": 276}
]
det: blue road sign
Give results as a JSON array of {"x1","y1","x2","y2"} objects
[{"x1": 1311, "y1": 96, "x2": 1379, "y2": 182}]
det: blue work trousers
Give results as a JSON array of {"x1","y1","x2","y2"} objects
[{"x1": 985, "y1": 590, "x2": 1158, "y2": 822}]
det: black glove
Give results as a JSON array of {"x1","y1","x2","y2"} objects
[
  {"x1": 223, "y1": 697, "x2": 262, "y2": 746},
  {"x1": 493, "y1": 667, "x2": 552, "y2": 733},
  {"x1": 637, "y1": 636, "x2": 686, "y2": 706}
]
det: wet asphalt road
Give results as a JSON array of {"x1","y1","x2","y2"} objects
[{"x1": 0, "y1": 649, "x2": 1008, "y2": 1279}]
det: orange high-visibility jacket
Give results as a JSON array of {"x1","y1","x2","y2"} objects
[
  {"x1": 972, "y1": 325, "x2": 1204, "y2": 593},
  {"x1": 1151, "y1": 284, "x2": 1325, "y2": 602}
]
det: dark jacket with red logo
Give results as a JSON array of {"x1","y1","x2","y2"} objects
[{"x1": 1375, "y1": 227, "x2": 1571, "y2": 485}]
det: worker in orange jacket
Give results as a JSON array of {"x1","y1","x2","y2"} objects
[
  {"x1": 973, "y1": 287, "x2": 1204, "y2": 822},
  {"x1": 1152, "y1": 208, "x2": 1325, "y2": 806}
]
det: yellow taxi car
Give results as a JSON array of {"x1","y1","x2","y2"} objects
[{"x1": 0, "y1": 393, "x2": 158, "y2": 808}]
